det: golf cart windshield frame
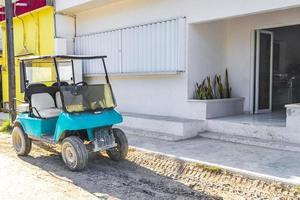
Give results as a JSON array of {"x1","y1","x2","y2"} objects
[
  {"x1": 19, "y1": 55, "x2": 115, "y2": 113},
  {"x1": 19, "y1": 55, "x2": 110, "y2": 85}
]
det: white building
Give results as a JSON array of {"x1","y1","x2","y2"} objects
[{"x1": 54, "y1": 0, "x2": 300, "y2": 144}]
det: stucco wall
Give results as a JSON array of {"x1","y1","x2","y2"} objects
[
  {"x1": 187, "y1": 21, "x2": 227, "y2": 99},
  {"x1": 85, "y1": 74, "x2": 191, "y2": 118},
  {"x1": 59, "y1": 0, "x2": 300, "y2": 30},
  {"x1": 55, "y1": 14, "x2": 75, "y2": 54},
  {"x1": 188, "y1": 7, "x2": 300, "y2": 112},
  {"x1": 58, "y1": 1, "x2": 300, "y2": 118},
  {"x1": 56, "y1": 0, "x2": 120, "y2": 14},
  {"x1": 186, "y1": 6, "x2": 300, "y2": 113},
  {"x1": 224, "y1": 7, "x2": 300, "y2": 112}
]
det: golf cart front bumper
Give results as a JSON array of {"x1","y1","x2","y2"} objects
[{"x1": 92, "y1": 128, "x2": 117, "y2": 152}]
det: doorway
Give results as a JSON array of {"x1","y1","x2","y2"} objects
[{"x1": 254, "y1": 24, "x2": 300, "y2": 113}]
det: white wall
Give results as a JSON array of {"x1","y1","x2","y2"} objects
[
  {"x1": 56, "y1": 0, "x2": 121, "y2": 14},
  {"x1": 186, "y1": 7, "x2": 300, "y2": 112},
  {"x1": 188, "y1": 21, "x2": 227, "y2": 98},
  {"x1": 74, "y1": 0, "x2": 300, "y2": 35},
  {"x1": 224, "y1": 7, "x2": 300, "y2": 112},
  {"x1": 55, "y1": 14, "x2": 76, "y2": 54},
  {"x1": 56, "y1": 0, "x2": 91, "y2": 10},
  {"x1": 85, "y1": 74, "x2": 190, "y2": 117},
  {"x1": 56, "y1": 0, "x2": 300, "y2": 118}
]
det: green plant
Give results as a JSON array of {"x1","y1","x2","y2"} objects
[
  {"x1": 206, "y1": 76, "x2": 214, "y2": 99},
  {"x1": 195, "y1": 80, "x2": 205, "y2": 100},
  {"x1": 224, "y1": 68, "x2": 232, "y2": 98},
  {"x1": 215, "y1": 75, "x2": 224, "y2": 99},
  {"x1": 194, "y1": 76, "x2": 215, "y2": 100},
  {"x1": 213, "y1": 75, "x2": 217, "y2": 98},
  {"x1": 0, "y1": 119, "x2": 12, "y2": 133},
  {"x1": 194, "y1": 69, "x2": 232, "y2": 100}
]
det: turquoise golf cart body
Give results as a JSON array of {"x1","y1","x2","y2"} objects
[
  {"x1": 16, "y1": 109, "x2": 123, "y2": 142},
  {"x1": 12, "y1": 55, "x2": 128, "y2": 171}
]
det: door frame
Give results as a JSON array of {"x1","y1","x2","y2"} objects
[
  {"x1": 250, "y1": 21, "x2": 300, "y2": 114},
  {"x1": 255, "y1": 30, "x2": 274, "y2": 114}
]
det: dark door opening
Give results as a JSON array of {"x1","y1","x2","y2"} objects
[{"x1": 255, "y1": 24, "x2": 300, "y2": 113}]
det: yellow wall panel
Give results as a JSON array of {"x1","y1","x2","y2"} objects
[{"x1": 1, "y1": 6, "x2": 55, "y2": 105}]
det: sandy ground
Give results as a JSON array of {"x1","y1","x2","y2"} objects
[
  {"x1": 1, "y1": 133, "x2": 299, "y2": 200},
  {"x1": 0, "y1": 134, "x2": 215, "y2": 200}
]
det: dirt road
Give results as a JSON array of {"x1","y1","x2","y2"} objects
[
  {"x1": 0, "y1": 134, "x2": 215, "y2": 200},
  {"x1": 0, "y1": 133, "x2": 299, "y2": 200}
]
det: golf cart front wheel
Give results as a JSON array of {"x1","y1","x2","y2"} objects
[
  {"x1": 12, "y1": 124, "x2": 32, "y2": 156},
  {"x1": 61, "y1": 136, "x2": 88, "y2": 171},
  {"x1": 106, "y1": 128, "x2": 128, "y2": 161}
]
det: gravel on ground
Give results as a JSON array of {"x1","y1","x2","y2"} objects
[
  {"x1": 0, "y1": 134, "x2": 215, "y2": 200},
  {"x1": 0, "y1": 133, "x2": 299, "y2": 200}
]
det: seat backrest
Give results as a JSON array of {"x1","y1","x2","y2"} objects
[
  {"x1": 25, "y1": 83, "x2": 48, "y2": 101},
  {"x1": 26, "y1": 83, "x2": 59, "y2": 107},
  {"x1": 55, "y1": 92, "x2": 63, "y2": 108},
  {"x1": 31, "y1": 93, "x2": 55, "y2": 111},
  {"x1": 53, "y1": 82, "x2": 70, "y2": 109}
]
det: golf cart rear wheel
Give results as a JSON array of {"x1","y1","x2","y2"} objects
[
  {"x1": 61, "y1": 136, "x2": 88, "y2": 171},
  {"x1": 12, "y1": 125, "x2": 32, "y2": 156},
  {"x1": 106, "y1": 128, "x2": 128, "y2": 161}
]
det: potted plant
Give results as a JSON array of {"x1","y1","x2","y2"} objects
[{"x1": 190, "y1": 69, "x2": 244, "y2": 119}]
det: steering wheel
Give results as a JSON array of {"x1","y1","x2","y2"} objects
[
  {"x1": 75, "y1": 81, "x2": 88, "y2": 86},
  {"x1": 70, "y1": 82, "x2": 88, "y2": 96},
  {"x1": 72, "y1": 81, "x2": 90, "y2": 109}
]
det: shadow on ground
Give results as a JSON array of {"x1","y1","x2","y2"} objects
[{"x1": 19, "y1": 142, "x2": 219, "y2": 200}]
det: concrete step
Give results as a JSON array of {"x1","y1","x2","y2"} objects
[
  {"x1": 118, "y1": 126, "x2": 188, "y2": 141},
  {"x1": 119, "y1": 112, "x2": 299, "y2": 146},
  {"x1": 121, "y1": 112, "x2": 205, "y2": 140},
  {"x1": 205, "y1": 119, "x2": 296, "y2": 143},
  {"x1": 199, "y1": 131, "x2": 300, "y2": 153}
]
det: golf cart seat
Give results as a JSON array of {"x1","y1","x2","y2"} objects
[
  {"x1": 31, "y1": 93, "x2": 61, "y2": 118},
  {"x1": 52, "y1": 82, "x2": 69, "y2": 109},
  {"x1": 27, "y1": 83, "x2": 61, "y2": 118}
]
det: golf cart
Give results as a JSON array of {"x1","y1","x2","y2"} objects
[{"x1": 12, "y1": 55, "x2": 128, "y2": 171}]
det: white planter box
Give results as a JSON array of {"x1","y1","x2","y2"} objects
[
  {"x1": 188, "y1": 97, "x2": 244, "y2": 120},
  {"x1": 286, "y1": 104, "x2": 300, "y2": 132}
]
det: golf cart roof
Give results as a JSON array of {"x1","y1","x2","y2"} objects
[{"x1": 18, "y1": 55, "x2": 107, "y2": 61}]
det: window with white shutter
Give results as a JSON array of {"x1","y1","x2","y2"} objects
[{"x1": 75, "y1": 17, "x2": 186, "y2": 75}]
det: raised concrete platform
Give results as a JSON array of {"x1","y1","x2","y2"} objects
[
  {"x1": 127, "y1": 133, "x2": 300, "y2": 185},
  {"x1": 195, "y1": 112, "x2": 300, "y2": 152},
  {"x1": 118, "y1": 112, "x2": 205, "y2": 141},
  {"x1": 118, "y1": 126, "x2": 186, "y2": 141},
  {"x1": 119, "y1": 112, "x2": 300, "y2": 152},
  {"x1": 199, "y1": 131, "x2": 300, "y2": 153},
  {"x1": 206, "y1": 116, "x2": 288, "y2": 142}
]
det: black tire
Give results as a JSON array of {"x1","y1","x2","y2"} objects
[
  {"x1": 106, "y1": 128, "x2": 128, "y2": 161},
  {"x1": 61, "y1": 136, "x2": 88, "y2": 171},
  {"x1": 12, "y1": 124, "x2": 32, "y2": 156}
]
